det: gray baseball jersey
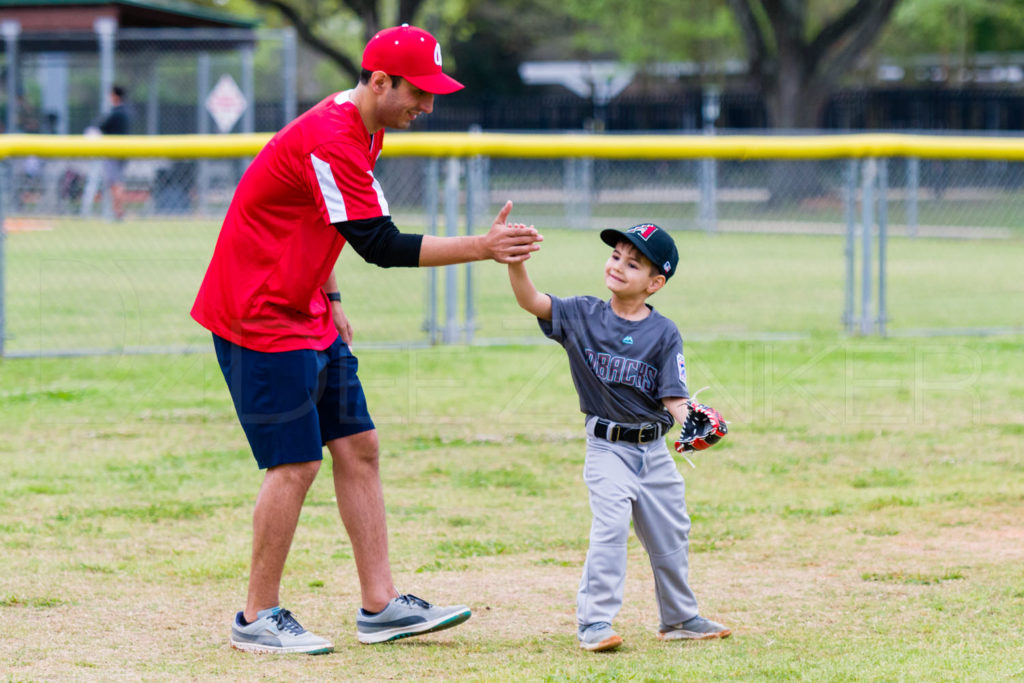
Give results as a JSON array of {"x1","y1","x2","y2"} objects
[{"x1": 538, "y1": 295, "x2": 689, "y2": 428}]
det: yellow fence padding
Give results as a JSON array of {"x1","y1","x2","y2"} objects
[{"x1": 2, "y1": 132, "x2": 1024, "y2": 161}]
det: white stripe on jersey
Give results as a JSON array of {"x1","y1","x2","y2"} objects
[
  {"x1": 311, "y1": 153, "x2": 347, "y2": 222},
  {"x1": 369, "y1": 171, "x2": 390, "y2": 215}
]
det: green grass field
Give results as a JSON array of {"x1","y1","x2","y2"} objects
[
  {"x1": 2, "y1": 332, "x2": 1023, "y2": 680},
  {"x1": 3, "y1": 219, "x2": 1023, "y2": 355},
  {"x1": 2, "y1": 216, "x2": 1023, "y2": 680}
]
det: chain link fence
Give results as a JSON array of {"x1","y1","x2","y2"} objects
[
  {"x1": 3, "y1": 27, "x2": 295, "y2": 219},
  {"x1": 2, "y1": 137, "x2": 1023, "y2": 356},
  {"x1": 3, "y1": 28, "x2": 296, "y2": 136}
]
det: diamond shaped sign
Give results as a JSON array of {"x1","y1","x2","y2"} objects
[{"x1": 205, "y1": 74, "x2": 247, "y2": 133}]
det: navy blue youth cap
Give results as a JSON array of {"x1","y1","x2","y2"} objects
[{"x1": 600, "y1": 223, "x2": 679, "y2": 280}]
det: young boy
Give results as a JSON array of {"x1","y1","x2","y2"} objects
[{"x1": 507, "y1": 222, "x2": 731, "y2": 651}]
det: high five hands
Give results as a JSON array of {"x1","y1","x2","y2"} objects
[{"x1": 484, "y1": 201, "x2": 543, "y2": 263}]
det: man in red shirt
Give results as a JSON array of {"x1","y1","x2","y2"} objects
[{"x1": 193, "y1": 24, "x2": 542, "y2": 654}]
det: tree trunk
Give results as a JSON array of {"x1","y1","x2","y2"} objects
[
  {"x1": 729, "y1": 0, "x2": 902, "y2": 204},
  {"x1": 729, "y1": 0, "x2": 901, "y2": 129},
  {"x1": 766, "y1": 63, "x2": 829, "y2": 130}
]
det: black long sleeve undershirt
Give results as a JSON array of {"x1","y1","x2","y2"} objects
[{"x1": 333, "y1": 216, "x2": 423, "y2": 268}]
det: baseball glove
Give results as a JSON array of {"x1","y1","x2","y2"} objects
[{"x1": 674, "y1": 401, "x2": 728, "y2": 453}]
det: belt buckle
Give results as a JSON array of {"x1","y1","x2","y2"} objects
[
  {"x1": 638, "y1": 424, "x2": 655, "y2": 443},
  {"x1": 608, "y1": 424, "x2": 622, "y2": 441}
]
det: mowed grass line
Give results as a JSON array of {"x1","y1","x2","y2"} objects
[
  {"x1": 3, "y1": 220, "x2": 1022, "y2": 354},
  {"x1": 2, "y1": 334, "x2": 1023, "y2": 681}
]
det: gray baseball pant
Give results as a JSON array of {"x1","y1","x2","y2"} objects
[{"x1": 577, "y1": 418, "x2": 698, "y2": 631}]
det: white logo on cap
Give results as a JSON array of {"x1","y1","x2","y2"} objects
[{"x1": 434, "y1": 43, "x2": 442, "y2": 66}]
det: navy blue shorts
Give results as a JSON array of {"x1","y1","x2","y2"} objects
[{"x1": 213, "y1": 334, "x2": 375, "y2": 469}]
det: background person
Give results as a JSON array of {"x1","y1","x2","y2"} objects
[
  {"x1": 191, "y1": 24, "x2": 542, "y2": 654},
  {"x1": 83, "y1": 85, "x2": 131, "y2": 219}
]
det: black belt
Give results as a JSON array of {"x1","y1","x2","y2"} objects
[{"x1": 593, "y1": 418, "x2": 663, "y2": 444}]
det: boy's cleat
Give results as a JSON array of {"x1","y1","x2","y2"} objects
[
  {"x1": 356, "y1": 594, "x2": 471, "y2": 644},
  {"x1": 578, "y1": 622, "x2": 623, "y2": 652},
  {"x1": 230, "y1": 606, "x2": 334, "y2": 654},
  {"x1": 658, "y1": 615, "x2": 731, "y2": 641}
]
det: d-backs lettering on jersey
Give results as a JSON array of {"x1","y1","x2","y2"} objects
[
  {"x1": 191, "y1": 91, "x2": 387, "y2": 352},
  {"x1": 539, "y1": 295, "x2": 688, "y2": 427},
  {"x1": 584, "y1": 349, "x2": 658, "y2": 393}
]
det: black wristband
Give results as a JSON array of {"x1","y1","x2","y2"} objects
[{"x1": 326, "y1": 291, "x2": 342, "y2": 302}]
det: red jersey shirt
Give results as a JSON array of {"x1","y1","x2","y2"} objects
[{"x1": 191, "y1": 91, "x2": 388, "y2": 352}]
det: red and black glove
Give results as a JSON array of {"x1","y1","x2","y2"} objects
[{"x1": 674, "y1": 401, "x2": 728, "y2": 453}]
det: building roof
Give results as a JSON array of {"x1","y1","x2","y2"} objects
[
  {"x1": 0, "y1": 0, "x2": 259, "y2": 52},
  {"x1": 0, "y1": 0, "x2": 259, "y2": 31}
]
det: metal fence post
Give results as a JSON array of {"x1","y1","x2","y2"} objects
[
  {"x1": 282, "y1": 28, "x2": 297, "y2": 125},
  {"x1": 860, "y1": 158, "x2": 876, "y2": 336},
  {"x1": 563, "y1": 158, "x2": 576, "y2": 228},
  {"x1": 196, "y1": 52, "x2": 211, "y2": 216},
  {"x1": 842, "y1": 158, "x2": 858, "y2": 333},
  {"x1": 877, "y1": 158, "x2": 889, "y2": 337},
  {"x1": 240, "y1": 44, "x2": 255, "y2": 133},
  {"x1": 464, "y1": 159, "x2": 474, "y2": 345},
  {"x1": 581, "y1": 156, "x2": 593, "y2": 228},
  {"x1": 423, "y1": 158, "x2": 439, "y2": 344},
  {"x1": 96, "y1": 17, "x2": 117, "y2": 220},
  {"x1": 700, "y1": 91, "x2": 719, "y2": 234},
  {"x1": 95, "y1": 18, "x2": 116, "y2": 115},
  {"x1": 3, "y1": 20, "x2": 21, "y2": 135},
  {"x1": 907, "y1": 156, "x2": 919, "y2": 238},
  {"x1": 464, "y1": 126, "x2": 483, "y2": 344},
  {"x1": 0, "y1": 160, "x2": 6, "y2": 357},
  {"x1": 700, "y1": 157, "x2": 718, "y2": 233},
  {"x1": 146, "y1": 61, "x2": 160, "y2": 134},
  {"x1": 443, "y1": 156, "x2": 461, "y2": 344},
  {"x1": 565, "y1": 157, "x2": 592, "y2": 229}
]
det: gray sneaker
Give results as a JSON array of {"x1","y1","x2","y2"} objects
[
  {"x1": 658, "y1": 615, "x2": 731, "y2": 641},
  {"x1": 230, "y1": 606, "x2": 334, "y2": 654},
  {"x1": 578, "y1": 622, "x2": 623, "y2": 652},
  {"x1": 356, "y1": 594, "x2": 471, "y2": 644}
]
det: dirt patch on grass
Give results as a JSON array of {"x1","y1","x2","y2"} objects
[
  {"x1": 884, "y1": 511, "x2": 1024, "y2": 563},
  {"x1": 5, "y1": 508, "x2": 1023, "y2": 680}
]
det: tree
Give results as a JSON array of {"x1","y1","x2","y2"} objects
[
  {"x1": 235, "y1": 0, "x2": 433, "y2": 82},
  {"x1": 447, "y1": 0, "x2": 581, "y2": 94},
  {"x1": 558, "y1": 0, "x2": 741, "y2": 67},
  {"x1": 724, "y1": 0, "x2": 902, "y2": 129},
  {"x1": 879, "y1": 0, "x2": 1024, "y2": 67}
]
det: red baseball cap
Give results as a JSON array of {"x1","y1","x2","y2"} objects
[{"x1": 362, "y1": 24, "x2": 464, "y2": 95}]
